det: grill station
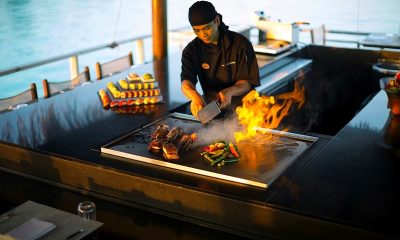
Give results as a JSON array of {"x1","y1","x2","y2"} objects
[
  {"x1": 252, "y1": 11, "x2": 303, "y2": 55},
  {"x1": 1, "y1": 34, "x2": 399, "y2": 239},
  {"x1": 101, "y1": 113, "x2": 318, "y2": 189}
]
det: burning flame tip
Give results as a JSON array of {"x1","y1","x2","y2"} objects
[
  {"x1": 234, "y1": 81, "x2": 305, "y2": 142},
  {"x1": 190, "y1": 133, "x2": 197, "y2": 141}
]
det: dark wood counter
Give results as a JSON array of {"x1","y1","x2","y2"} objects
[
  {"x1": 270, "y1": 90, "x2": 400, "y2": 239},
  {"x1": 1, "y1": 47, "x2": 398, "y2": 239}
]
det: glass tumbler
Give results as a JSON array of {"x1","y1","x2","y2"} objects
[{"x1": 77, "y1": 201, "x2": 96, "y2": 221}]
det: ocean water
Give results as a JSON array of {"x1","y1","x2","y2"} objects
[{"x1": 0, "y1": 0, "x2": 399, "y2": 98}]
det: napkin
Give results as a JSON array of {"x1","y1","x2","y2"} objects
[{"x1": 5, "y1": 218, "x2": 56, "y2": 240}]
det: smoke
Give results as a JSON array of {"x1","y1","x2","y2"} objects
[
  {"x1": 193, "y1": 111, "x2": 241, "y2": 147},
  {"x1": 191, "y1": 65, "x2": 355, "y2": 144},
  {"x1": 194, "y1": 74, "x2": 308, "y2": 146}
]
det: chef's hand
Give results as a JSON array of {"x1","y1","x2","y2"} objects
[
  {"x1": 218, "y1": 80, "x2": 251, "y2": 109},
  {"x1": 218, "y1": 89, "x2": 232, "y2": 109},
  {"x1": 190, "y1": 96, "x2": 206, "y2": 118},
  {"x1": 181, "y1": 80, "x2": 206, "y2": 118}
]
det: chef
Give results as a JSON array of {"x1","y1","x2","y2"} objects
[{"x1": 180, "y1": 1, "x2": 260, "y2": 118}]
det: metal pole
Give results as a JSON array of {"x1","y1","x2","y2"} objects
[{"x1": 152, "y1": 0, "x2": 168, "y2": 61}]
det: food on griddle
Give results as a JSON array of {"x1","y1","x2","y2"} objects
[
  {"x1": 151, "y1": 124, "x2": 170, "y2": 139},
  {"x1": 166, "y1": 127, "x2": 184, "y2": 143},
  {"x1": 119, "y1": 79, "x2": 129, "y2": 90},
  {"x1": 143, "y1": 73, "x2": 153, "y2": 79},
  {"x1": 119, "y1": 100, "x2": 127, "y2": 107},
  {"x1": 107, "y1": 82, "x2": 121, "y2": 98},
  {"x1": 150, "y1": 97, "x2": 159, "y2": 104},
  {"x1": 98, "y1": 89, "x2": 111, "y2": 108},
  {"x1": 148, "y1": 124, "x2": 196, "y2": 160},
  {"x1": 110, "y1": 101, "x2": 119, "y2": 108},
  {"x1": 162, "y1": 142, "x2": 179, "y2": 161},
  {"x1": 201, "y1": 141, "x2": 240, "y2": 167},
  {"x1": 142, "y1": 73, "x2": 155, "y2": 82},
  {"x1": 127, "y1": 99, "x2": 135, "y2": 106},
  {"x1": 128, "y1": 73, "x2": 141, "y2": 81},
  {"x1": 177, "y1": 134, "x2": 194, "y2": 152},
  {"x1": 148, "y1": 139, "x2": 166, "y2": 154},
  {"x1": 135, "y1": 98, "x2": 143, "y2": 105}
]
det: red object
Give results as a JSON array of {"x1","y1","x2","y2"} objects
[
  {"x1": 127, "y1": 99, "x2": 135, "y2": 106},
  {"x1": 386, "y1": 92, "x2": 400, "y2": 116},
  {"x1": 229, "y1": 144, "x2": 240, "y2": 158},
  {"x1": 110, "y1": 101, "x2": 119, "y2": 108},
  {"x1": 395, "y1": 72, "x2": 400, "y2": 86},
  {"x1": 395, "y1": 71, "x2": 400, "y2": 81},
  {"x1": 119, "y1": 100, "x2": 127, "y2": 107},
  {"x1": 202, "y1": 146, "x2": 211, "y2": 152}
]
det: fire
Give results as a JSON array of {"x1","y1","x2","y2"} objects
[
  {"x1": 234, "y1": 80, "x2": 305, "y2": 142},
  {"x1": 190, "y1": 133, "x2": 197, "y2": 141}
]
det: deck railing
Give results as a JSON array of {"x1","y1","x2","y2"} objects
[
  {"x1": 299, "y1": 27, "x2": 371, "y2": 47},
  {"x1": 0, "y1": 37, "x2": 148, "y2": 79},
  {"x1": 0, "y1": 25, "x2": 191, "y2": 79},
  {"x1": 0, "y1": 26, "x2": 384, "y2": 80}
]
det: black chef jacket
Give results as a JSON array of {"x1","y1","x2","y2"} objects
[{"x1": 181, "y1": 22, "x2": 260, "y2": 103}]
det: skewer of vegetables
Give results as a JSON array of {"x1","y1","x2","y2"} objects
[{"x1": 201, "y1": 141, "x2": 240, "y2": 167}]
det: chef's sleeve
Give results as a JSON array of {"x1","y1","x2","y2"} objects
[{"x1": 180, "y1": 46, "x2": 198, "y2": 86}]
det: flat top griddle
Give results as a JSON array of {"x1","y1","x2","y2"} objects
[{"x1": 101, "y1": 113, "x2": 318, "y2": 188}]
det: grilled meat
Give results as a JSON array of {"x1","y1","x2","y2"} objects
[
  {"x1": 166, "y1": 127, "x2": 184, "y2": 143},
  {"x1": 148, "y1": 139, "x2": 166, "y2": 154},
  {"x1": 162, "y1": 142, "x2": 179, "y2": 161},
  {"x1": 148, "y1": 124, "x2": 196, "y2": 160},
  {"x1": 151, "y1": 124, "x2": 170, "y2": 140},
  {"x1": 177, "y1": 134, "x2": 194, "y2": 152}
]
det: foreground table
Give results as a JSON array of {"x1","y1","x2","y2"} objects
[{"x1": 0, "y1": 201, "x2": 102, "y2": 240}]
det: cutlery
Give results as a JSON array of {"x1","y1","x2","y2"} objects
[{"x1": 66, "y1": 228, "x2": 85, "y2": 240}]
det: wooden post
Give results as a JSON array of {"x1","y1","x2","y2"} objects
[
  {"x1": 152, "y1": 0, "x2": 167, "y2": 61},
  {"x1": 42, "y1": 79, "x2": 50, "y2": 99},
  {"x1": 128, "y1": 51, "x2": 134, "y2": 66},
  {"x1": 31, "y1": 83, "x2": 38, "y2": 100},
  {"x1": 83, "y1": 66, "x2": 91, "y2": 81},
  {"x1": 135, "y1": 39, "x2": 145, "y2": 64},
  {"x1": 69, "y1": 55, "x2": 79, "y2": 79},
  {"x1": 95, "y1": 62, "x2": 102, "y2": 80}
]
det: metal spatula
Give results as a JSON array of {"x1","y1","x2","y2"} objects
[{"x1": 197, "y1": 100, "x2": 221, "y2": 124}]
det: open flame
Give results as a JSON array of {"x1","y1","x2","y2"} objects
[
  {"x1": 190, "y1": 133, "x2": 197, "y2": 141},
  {"x1": 234, "y1": 80, "x2": 305, "y2": 143}
]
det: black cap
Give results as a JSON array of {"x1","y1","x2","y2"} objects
[{"x1": 188, "y1": 1, "x2": 217, "y2": 26}]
